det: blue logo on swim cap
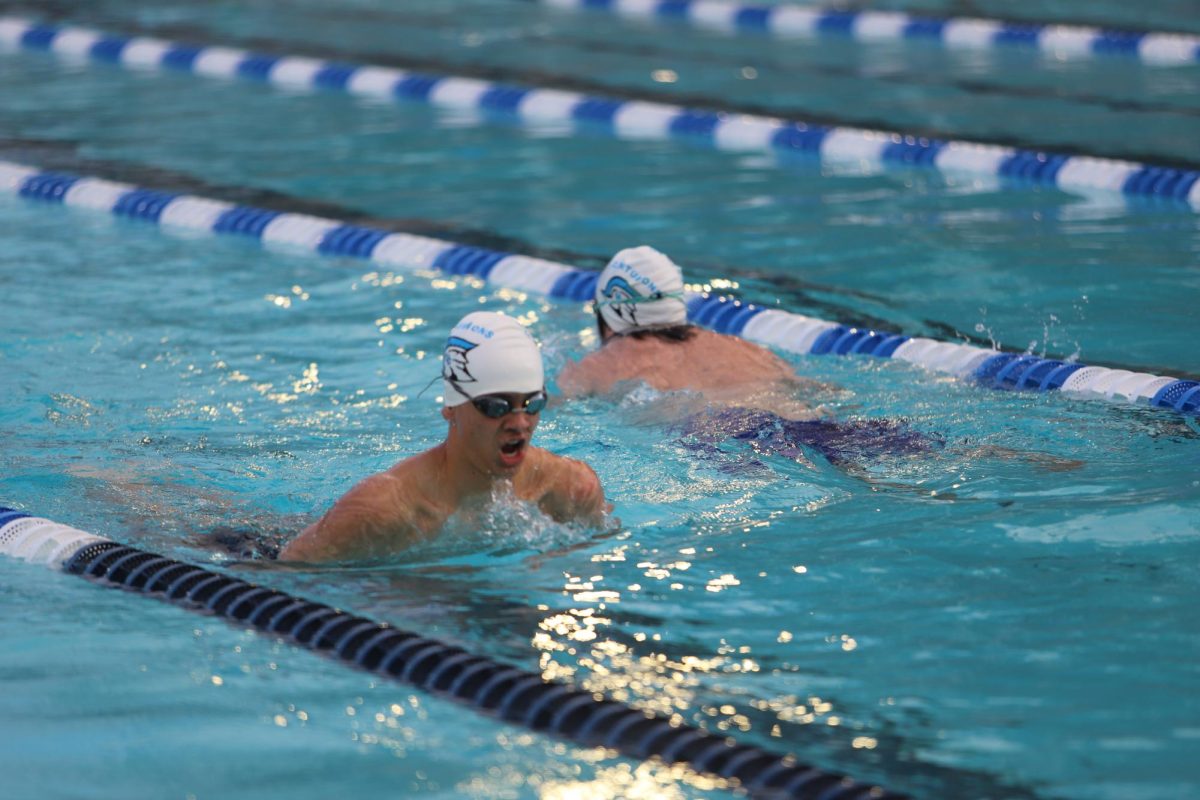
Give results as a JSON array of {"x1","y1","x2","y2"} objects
[
  {"x1": 601, "y1": 275, "x2": 641, "y2": 327},
  {"x1": 443, "y1": 335, "x2": 479, "y2": 383}
]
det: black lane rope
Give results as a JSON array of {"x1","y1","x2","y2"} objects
[{"x1": 55, "y1": 537, "x2": 907, "y2": 799}]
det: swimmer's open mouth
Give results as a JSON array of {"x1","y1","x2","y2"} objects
[{"x1": 498, "y1": 438, "x2": 527, "y2": 468}]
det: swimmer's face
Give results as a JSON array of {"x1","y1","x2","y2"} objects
[{"x1": 443, "y1": 390, "x2": 541, "y2": 477}]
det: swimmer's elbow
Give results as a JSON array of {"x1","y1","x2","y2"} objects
[
  {"x1": 278, "y1": 524, "x2": 329, "y2": 562},
  {"x1": 278, "y1": 540, "x2": 313, "y2": 562},
  {"x1": 279, "y1": 517, "x2": 381, "y2": 563},
  {"x1": 278, "y1": 514, "x2": 360, "y2": 562}
]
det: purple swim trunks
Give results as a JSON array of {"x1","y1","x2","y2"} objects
[{"x1": 673, "y1": 407, "x2": 940, "y2": 466}]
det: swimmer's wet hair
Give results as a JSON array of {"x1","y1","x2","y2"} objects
[{"x1": 596, "y1": 309, "x2": 697, "y2": 342}]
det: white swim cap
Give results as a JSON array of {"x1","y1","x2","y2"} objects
[
  {"x1": 595, "y1": 246, "x2": 687, "y2": 335},
  {"x1": 442, "y1": 312, "x2": 544, "y2": 407}
]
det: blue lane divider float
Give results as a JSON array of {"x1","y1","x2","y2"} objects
[
  {"x1": 1, "y1": 16, "x2": 1198, "y2": 208},
  {"x1": 2, "y1": 159, "x2": 1197, "y2": 417},
  {"x1": 0, "y1": 507, "x2": 907, "y2": 799},
  {"x1": 542, "y1": 0, "x2": 1200, "y2": 67},
  {"x1": 2, "y1": 160, "x2": 581, "y2": 297},
  {"x1": 685, "y1": 293, "x2": 1200, "y2": 416}
]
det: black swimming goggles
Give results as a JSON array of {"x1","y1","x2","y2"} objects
[{"x1": 449, "y1": 380, "x2": 547, "y2": 418}]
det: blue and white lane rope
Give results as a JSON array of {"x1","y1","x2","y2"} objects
[
  {"x1": 3, "y1": 159, "x2": 1198, "y2": 417},
  {"x1": 0, "y1": 508, "x2": 904, "y2": 800},
  {"x1": 1, "y1": 16, "x2": 1198, "y2": 208},
  {"x1": 542, "y1": 0, "x2": 1200, "y2": 67},
  {"x1": 685, "y1": 293, "x2": 1200, "y2": 416}
]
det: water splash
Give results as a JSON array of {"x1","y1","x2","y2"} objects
[{"x1": 420, "y1": 481, "x2": 595, "y2": 558}]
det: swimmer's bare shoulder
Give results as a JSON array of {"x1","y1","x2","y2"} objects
[
  {"x1": 559, "y1": 344, "x2": 629, "y2": 396},
  {"x1": 525, "y1": 447, "x2": 610, "y2": 526},
  {"x1": 694, "y1": 329, "x2": 793, "y2": 379},
  {"x1": 697, "y1": 330, "x2": 835, "y2": 397},
  {"x1": 278, "y1": 450, "x2": 448, "y2": 562}
]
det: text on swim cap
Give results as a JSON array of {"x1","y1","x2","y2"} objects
[
  {"x1": 451, "y1": 321, "x2": 495, "y2": 339},
  {"x1": 609, "y1": 260, "x2": 659, "y2": 295}
]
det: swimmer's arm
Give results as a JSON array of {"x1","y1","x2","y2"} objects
[
  {"x1": 965, "y1": 444, "x2": 1085, "y2": 472},
  {"x1": 574, "y1": 462, "x2": 612, "y2": 525},
  {"x1": 278, "y1": 474, "x2": 418, "y2": 562},
  {"x1": 541, "y1": 459, "x2": 611, "y2": 527}
]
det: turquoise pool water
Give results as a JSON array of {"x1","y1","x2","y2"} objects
[{"x1": 2, "y1": 1, "x2": 1199, "y2": 798}]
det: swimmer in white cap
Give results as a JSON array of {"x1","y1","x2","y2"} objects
[
  {"x1": 280, "y1": 311, "x2": 608, "y2": 562},
  {"x1": 559, "y1": 248, "x2": 1080, "y2": 478},
  {"x1": 559, "y1": 246, "x2": 822, "y2": 419}
]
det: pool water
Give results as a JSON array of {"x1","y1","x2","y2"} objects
[{"x1": 2, "y1": 1, "x2": 1199, "y2": 798}]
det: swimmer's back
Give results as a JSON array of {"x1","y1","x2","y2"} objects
[{"x1": 561, "y1": 328, "x2": 796, "y2": 396}]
